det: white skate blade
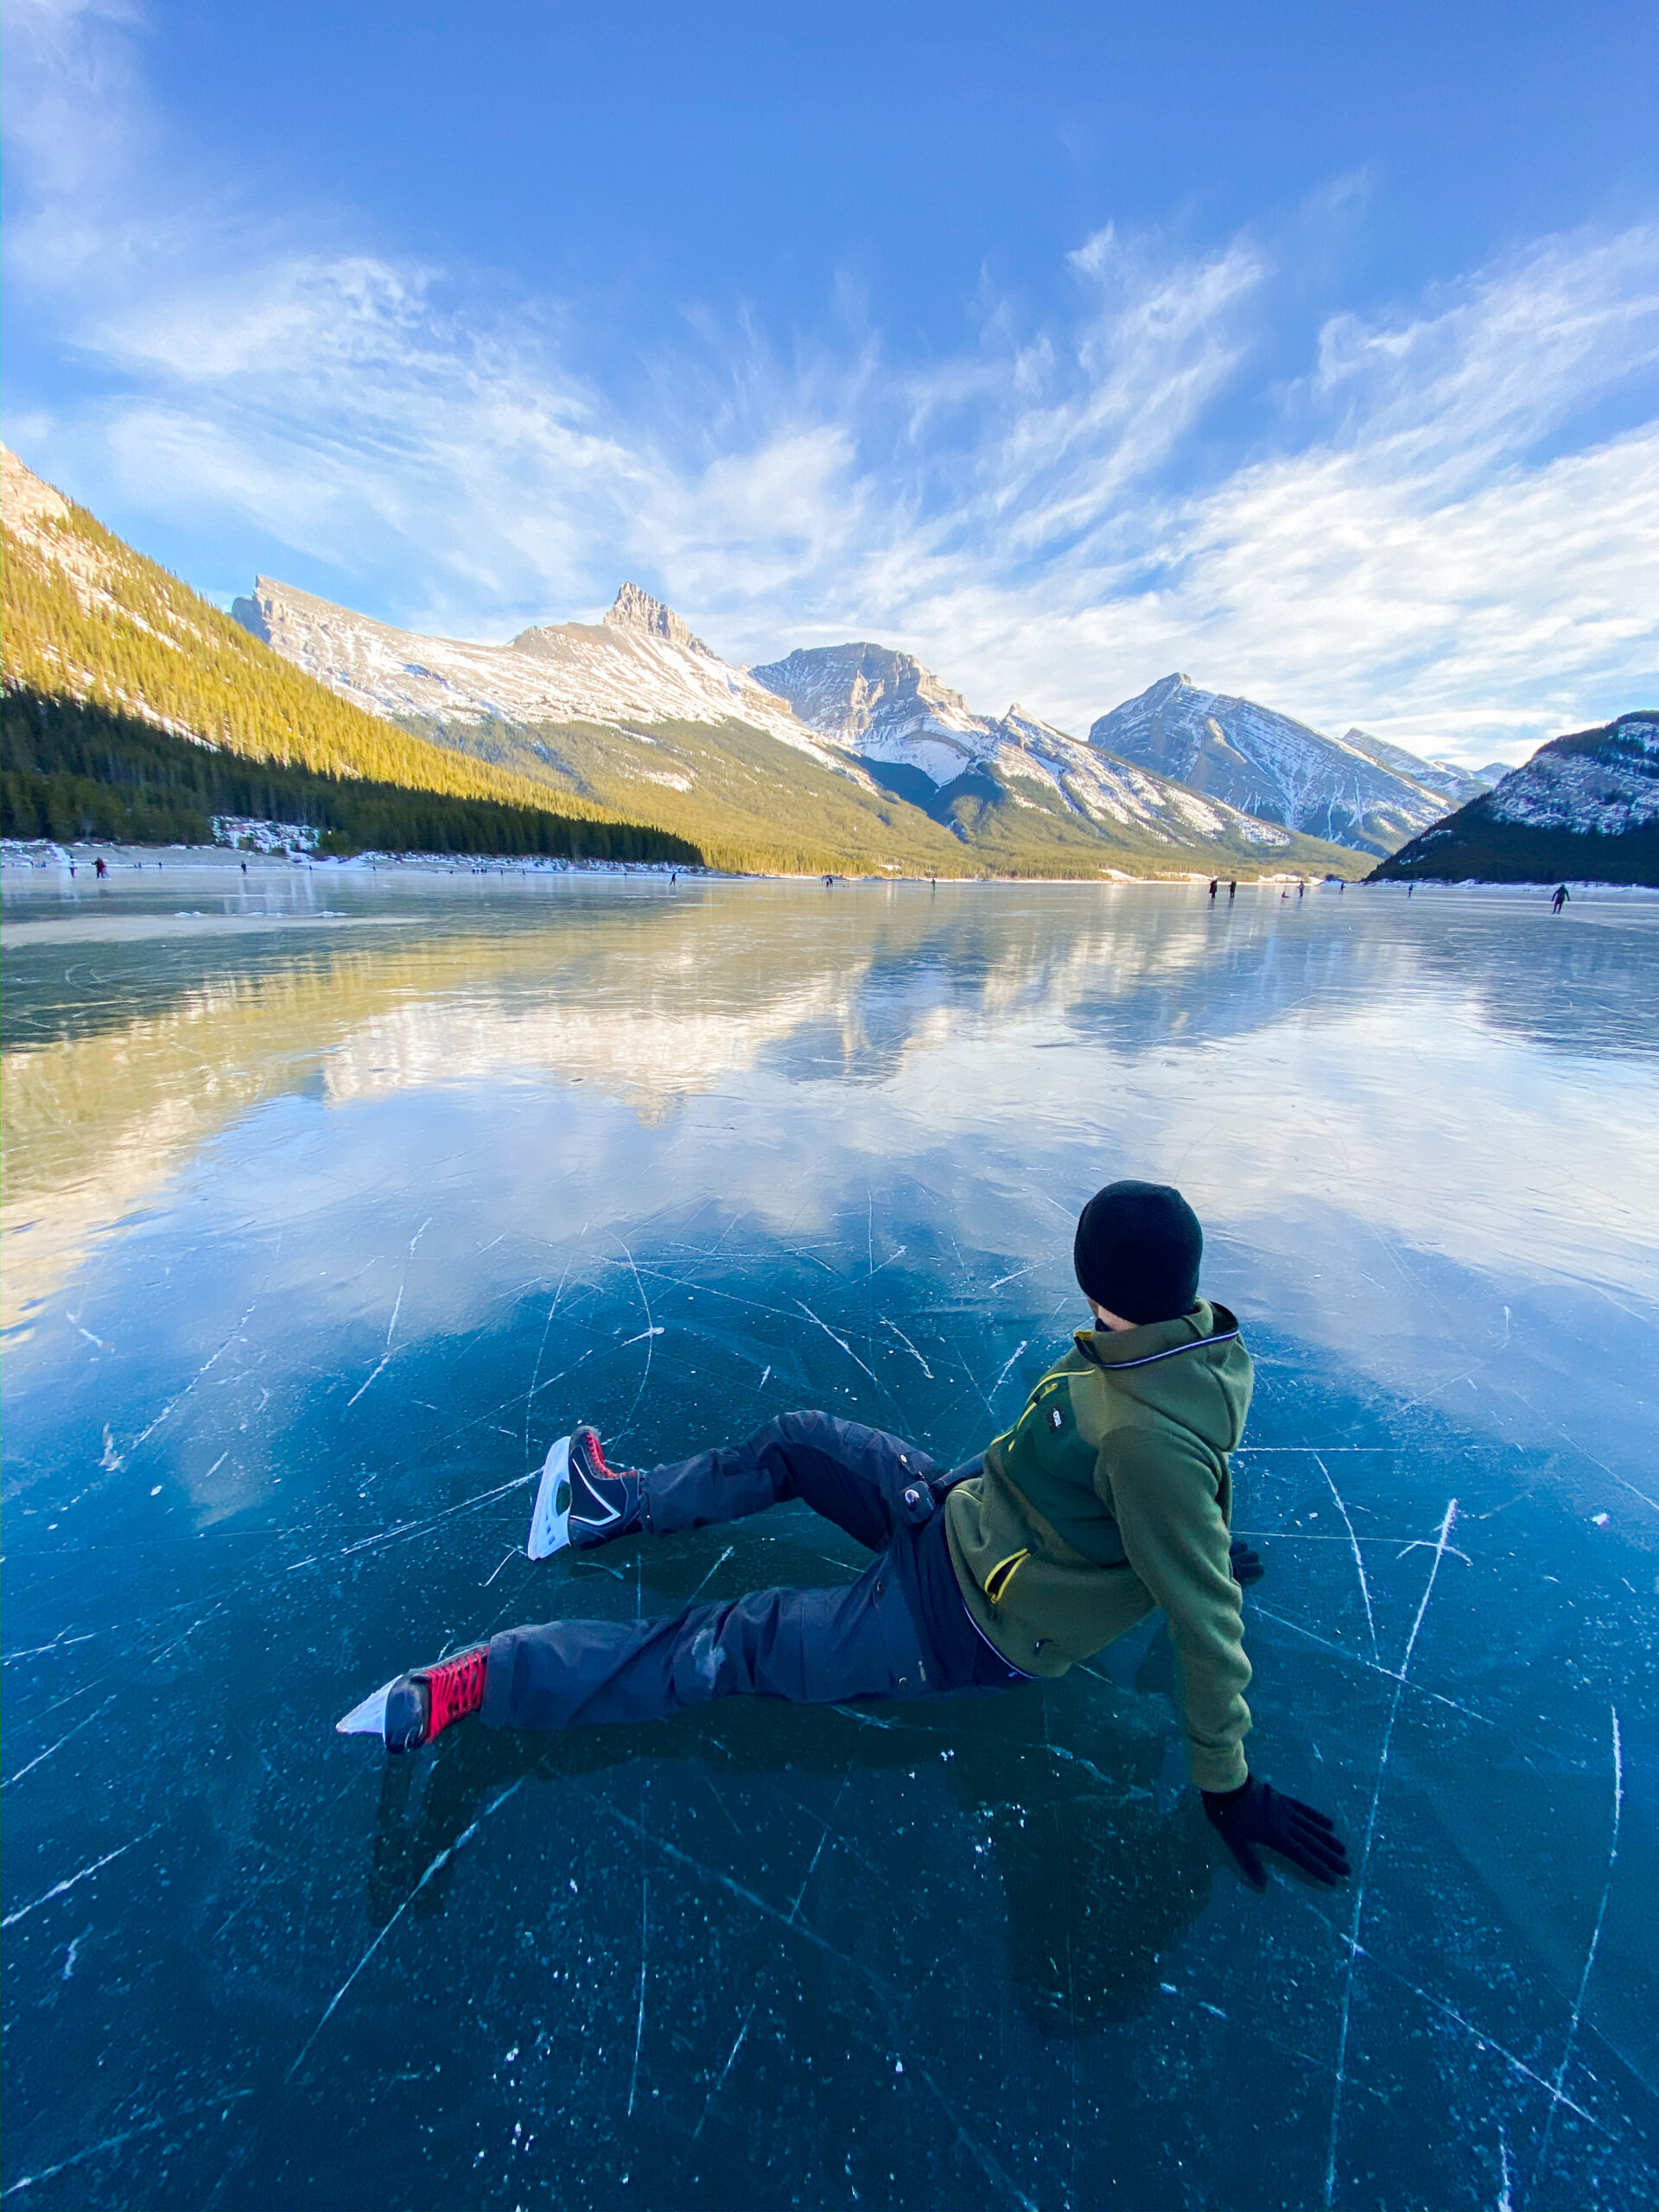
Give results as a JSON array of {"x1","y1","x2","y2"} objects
[
  {"x1": 527, "y1": 1435, "x2": 573, "y2": 1560},
  {"x1": 335, "y1": 1677, "x2": 397, "y2": 1738}
]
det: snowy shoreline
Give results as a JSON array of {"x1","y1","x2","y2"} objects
[{"x1": 3, "y1": 838, "x2": 1656, "y2": 895}]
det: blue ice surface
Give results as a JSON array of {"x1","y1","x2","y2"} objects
[{"x1": 2, "y1": 860, "x2": 1656, "y2": 2212}]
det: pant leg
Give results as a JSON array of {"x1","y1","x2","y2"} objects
[
  {"x1": 643, "y1": 1410, "x2": 938, "y2": 1551},
  {"x1": 481, "y1": 1542, "x2": 936, "y2": 1731}
]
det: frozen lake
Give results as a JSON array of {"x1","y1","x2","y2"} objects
[{"x1": 3, "y1": 866, "x2": 1656, "y2": 2211}]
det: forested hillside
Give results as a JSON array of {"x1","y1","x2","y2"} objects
[
  {"x1": 0, "y1": 689, "x2": 697, "y2": 863},
  {"x1": 1370, "y1": 713, "x2": 1659, "y2": 885},
  {"x1": 0, "y1": 449, "x2": 689, "y2": 858}
]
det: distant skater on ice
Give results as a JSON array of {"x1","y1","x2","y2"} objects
[{"x1": 340, "y1": 1182, "x2": 1351, "y2": 1892}]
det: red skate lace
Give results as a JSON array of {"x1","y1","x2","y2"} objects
[
  {"x1": 423, "y1": 1646, "x2": 487, "y2": 1737},
  {"x1": 582, "y1": 1431, "x2": 613, "y2": 1479}
]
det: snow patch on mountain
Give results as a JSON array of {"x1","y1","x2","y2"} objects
[
  {"x1": 1089, "y1": 674, "x2": 1458, "y2": 855},
  {"x1": 234, "y1": 580, "x2": 839, "y2": 765},
  {"x1": 1484, "y1": 714, "x2": 1659, "y2": 834},
  {"x1": 1342, "y1": 731, "x2": 1492, "y2": 807},
  {"x1": 754, "y1": 646, "x2": 1298, "y2": 853}
]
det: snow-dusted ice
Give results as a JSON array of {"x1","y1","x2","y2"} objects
[{"x1": 3, "y1": 865, "x2": 1656, "y2": 2210}]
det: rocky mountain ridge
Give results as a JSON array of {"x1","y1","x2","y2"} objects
[
  {"x1": 1372, "y1": 713, "x2": 1659, "y2": 884},
  {"x1": 1088, "y1": 673, "x2": 1478, "y2": 856},
  {"x1": 754, "y1": 641, "x2": 1312, "y2": 856},
  {"x1": 232, "y1": 575, "x2": 825, "y2": 762},
  {"x1": 760, "y1": 645, "x2": 1491, "y2": 860},
  {"x1": 234, "y1": 576, "x2": 1362, "y2": 875},
  {"x1": 1, "y1": 446, "x2": 689, "y2": 861}
]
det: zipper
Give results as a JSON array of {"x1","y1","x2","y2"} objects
[{"x1": 983, "y1": 1548, "x2": 1030, "y2": 1605}]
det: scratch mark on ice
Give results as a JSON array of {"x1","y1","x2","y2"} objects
[
  {"x1": 913, "y1": 2062, "x2": 1039, "y2": 2212},
  {"x1": 686, "y1": 1546, "x2": 735, "y2": 1602},
  {"x1": 695, "y1": 2002, "x2": 760, "y2": 2139},
  {"x1": 3, "y1": 1825, "x2": 160, "y2": 1928},
  {"x1": 1, "y1": 2123, "x2": 158, "y2": 2199},
  {"x1": 1529, "y1": 1705, "x2": 1623, "y2": 2200},
  {"x1": 602, "y1": 1807, "x2": 855, "y2": 1970},
  {"x1": 1250, "y1": 1603, "x2": 1496, "y2": 1727},
  {"x1": 880, "y1": 1318, "x2": 934, "y2": 1378},
  {"x1": 626, "y1": 1878, "x2": 649, "y2": 2118},
  {"x1": 3, "y1": 1632, "x2": 97, "y2": 1665},
  {"x1": 336, "y1": 1472, "x2": 534, "y2": 1558},
  {"x1": 1317, "y1": 1454, "x2": 1379, "y2": 1665},
  {"x1": 693, "y1": 1773, "x2": 849, "y2": 2140},
  {"x1": 1323, "y1": 1498, "x2": 1458, "y2": 2212},
  {"x1": 988, "y1": 1340, "x2": 1031, "y2": 1401},
  {"x1": 345, "y1": 1357, "x2": 391, "y2": 1411},
  {"x1": 616, "y1": 1244, "x2": 658, "y2": 1435},
  {"x1": 795, "y1": 1301, "x2": 878, "y2": 1384},
  {"x1": 286, "y1": 1777, "x2": 525, "y2": 2082},
  {"x1": 120, "y1": 1304, "x2": 254, "y2": 1462},
  {"x1": 2, "y1": 1695, "x2": 117, "y2": 1789}
]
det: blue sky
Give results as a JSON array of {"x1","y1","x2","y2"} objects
[{"x1": 4, "y1": 1, "x2": 1656, "y2": 762}]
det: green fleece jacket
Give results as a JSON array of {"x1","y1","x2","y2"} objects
[{"x1": 944, "y1": 1300, "x2": 1255, "y2": 1792}]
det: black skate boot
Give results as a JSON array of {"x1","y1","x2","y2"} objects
[
  {"x1": 335, "y1": 1644, "x2": 488, "y2": 1753},
  {"x1": 527, "y1": 1427, "x2": 645, "y2": 1559}
]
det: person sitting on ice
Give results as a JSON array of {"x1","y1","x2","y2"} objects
[{"x1": 339, "y1": 1180, "x2": 1351, "y2": 1893}]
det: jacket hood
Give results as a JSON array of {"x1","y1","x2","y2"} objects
[{"x1": 1073, "y1": 1300, "x2": 1251, "y2": 1453}]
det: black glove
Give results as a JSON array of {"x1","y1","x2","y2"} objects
[
  {"x1": 1203, "y1": 1776, "x2": 1351, "y2": 1890},
  {"x1": 1229, "y1": 1538, "x2": 1264, "y2": 1586}
]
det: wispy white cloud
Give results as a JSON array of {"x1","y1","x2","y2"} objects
[{"x1": 4, "y1": 0, "x2": 1656, "y2": 762}]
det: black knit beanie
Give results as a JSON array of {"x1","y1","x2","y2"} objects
[{"x1": 1073, "y1": 1180, "x2": 1203, "y2": 1325}]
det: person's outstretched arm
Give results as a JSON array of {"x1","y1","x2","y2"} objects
[{"x1": 1106, "y1": 1433, "x2": 1350, "y2": 1889}]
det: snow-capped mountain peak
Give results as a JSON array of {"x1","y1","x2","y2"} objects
[
  {"x1": 1090, "y1": 674, "x2": 1466, "y2": 855},
  {"x1": 751, "y1": 640, "x2": 1000, "y2": 792},
  {"x1": 1376, "y1": 712, "x2": 1658, "y2": 881},
  {"x1": 602, "y1": 582, "x2": 714, "y2": 657},
  {"x1": 234, "y1": 576, "x2": 835, "y2": 761},
  {"x1": 753, "y1": 639, "x2": 1332, "y2": 860}
]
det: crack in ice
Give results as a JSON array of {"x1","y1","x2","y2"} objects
[
  {"x1": 1323, "y1": 1498, "x2": 1459, "y2": 2212},
  {"x1": 1528, "y1": 1704, "x2": 1624, "y2": 2203}
]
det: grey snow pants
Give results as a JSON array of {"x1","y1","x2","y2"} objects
[{"x1": 480, "y1": 1413, "x2": 985, "y2": 1732}]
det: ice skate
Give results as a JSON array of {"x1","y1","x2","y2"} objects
[
  {"x1": 526, "y1": 1427, "x2": 645, "y2": 1559},
  {"x1": 335, "y1": 1644, "x2": 487, "y2": 1754}
]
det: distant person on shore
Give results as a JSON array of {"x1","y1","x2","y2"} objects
[
  {"x1": 1228, "y1": 880, "x2": 1236, "y2": 899},
  {"x1": 1297, "y1": 879, "x2": 1305, "y2": 899},
  {"x1": 94, "y1": 855, "x2": 107, "y2": 879},
  {"x1": 342, "y1": 1183, "x2": 1351, "y2": 1897},
  {"x1": 1551, "y1": 883, "x2": 1570, "y2": 914},
  {"x1": 1208, "y1": 878, "x2": 1217, "y2": 900}
]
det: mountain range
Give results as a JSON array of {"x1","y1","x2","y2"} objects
[
  {"x1": 0, "y1": 448, "x2": 690, "y2": 864},
  {"x1": 232, "y1": 572, "x2": 1423, "y2": 875},
  {"x1": 11, "y1": 441, "x2": 1584, "y2": 880},
  {"x1": 1087, "y1": 675, "x2": 1493, "y2": 856},
  {"x1": 1371, "y1": 714, "x2": 1659, "y2": 885}
]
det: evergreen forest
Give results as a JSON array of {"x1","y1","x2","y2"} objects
[
  {"x1": 1, "y1": 498, "x2": 691, "y2": 860},
  {"x1": 0, "y1": 687, "x2": 699, "y2": 864}
]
